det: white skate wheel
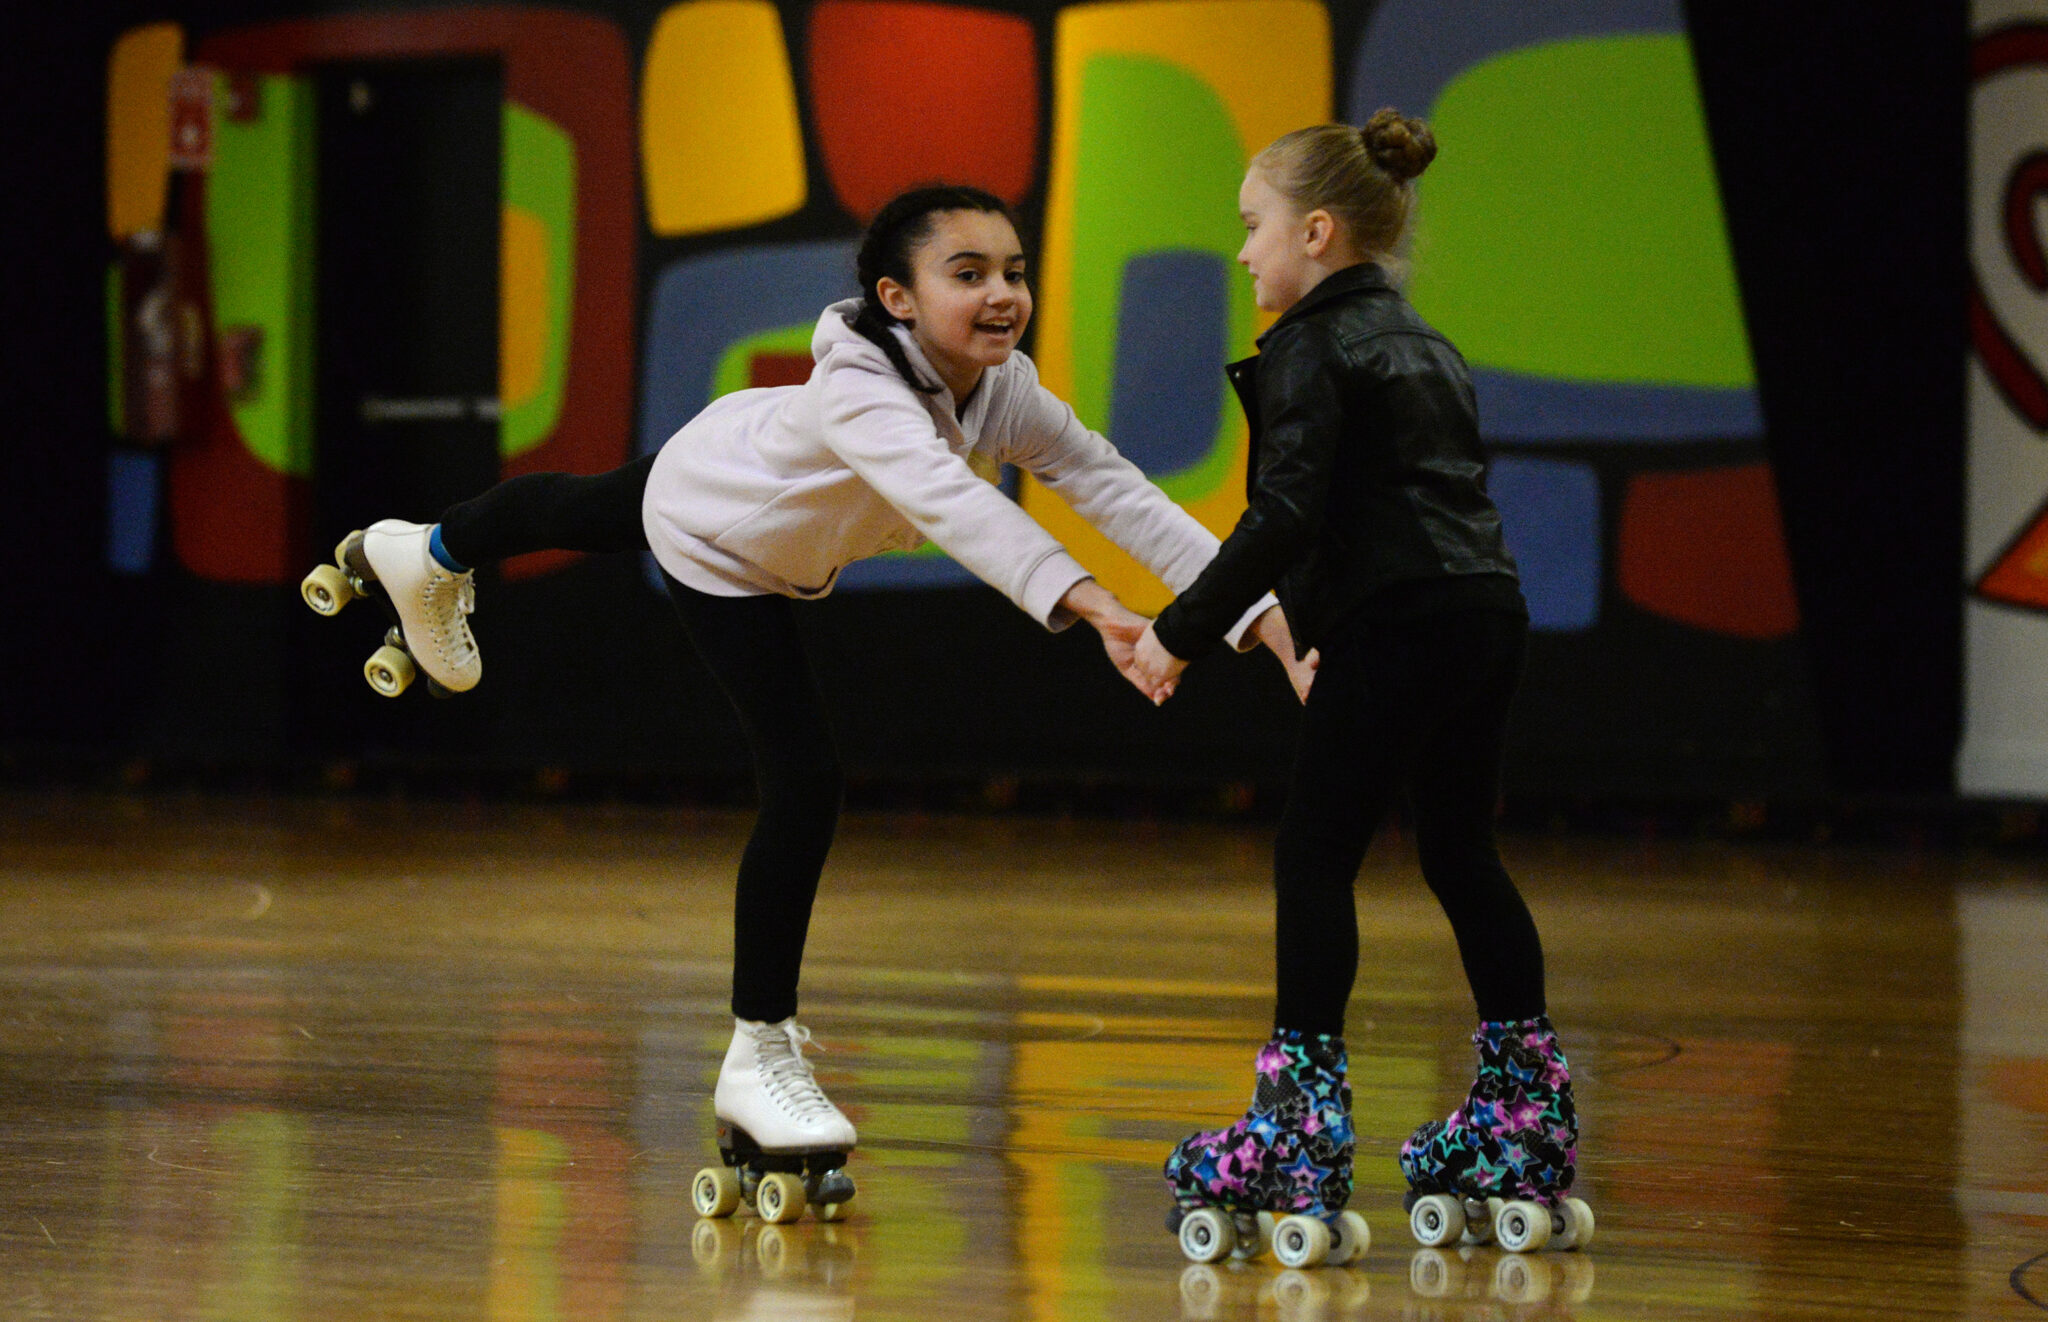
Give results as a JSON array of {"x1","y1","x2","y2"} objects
[
  {"x1": 1494, "y1": 1199, "x2": 1552, "y2": 1253},
  {"x1": 1328, "y1": 1210, "x2": 1370, "y2": 1265},
  {"x1": 365, "y1": 644, "x2": 414, "y2": 697},
  {"x1": 1270, "y1": 1214, "x2": 1331, "y2": 1269},
  {"x1": 301, "y1": 563, "x2": 356, "y2": 615},
  {"x1": 756, "y1": 1171, "x2": 806, "y2": 1224},
  {"x1": 1230, "y1": 1211, "x2": 1271, "y2": 1261},
  {"x1": 1408, "y1": 1247, "x2": 1461, "y2": 1298},
  {"x1": 1268, "y1": 1269, "x2": 1330, "y2": 1308},
  {"x1": 814, "y1": 1198, "x2": 851, "y2": 1222},
  {"x1": 1178, "y1": 1264, "x2": 1223, "y2": 1318},
  {"x1": 1492, "y1": 1251, "x2": 1554, "y2": 1303},
  {"x1": 1409, "y1": 1193, "x2": 1465, "y2": 1248},
  {"x1": 1177, "y1": 1207, "x2": 1235, "y2": 1264},
  {"x1": 691, "y1": 1165, "x2": 741, "y2": 1218},
  {"x1": 1552, "y1": 1197, "x2": 1595, "y2": 1251}
]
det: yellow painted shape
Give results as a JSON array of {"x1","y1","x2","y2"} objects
[
  {"x1": 641, "y1": 0, "x2": 805, "y2": 236},
  {"x1": 106, "y1": 23, "x2": 185, "y2": 239},
  {"x1": 1028, "y1": 0, "x2": 1330, "y2": 613},
  {"x1": 500, "y1": 205, "x2": 548, "y2": 409},
  {"x1": 491, "y1": 1127, "x2": 567, "y2": 1322}
]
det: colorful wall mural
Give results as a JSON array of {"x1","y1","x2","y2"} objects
[
  {"x1": 95, "y1": 0, "x2": 1820, "y2": 790},
  {"x1": 1964, "y1": 2, "x2": 2048, "y2": 796}
]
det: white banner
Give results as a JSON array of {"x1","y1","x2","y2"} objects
[{"x1": 1963, "y1": 1, "x2": 2048, "y2": 797}]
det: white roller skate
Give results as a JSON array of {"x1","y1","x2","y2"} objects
[
  {"x1": 299, "y1": 519, "x2": 479, "y2": 697},
  {"x1": 691, "y1": 1017, "x2": 858, "y2": 1225}
]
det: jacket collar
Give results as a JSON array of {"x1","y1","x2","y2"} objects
[{"x1": 1255, "y1": 262, "x2": 1393, "y2": 348}]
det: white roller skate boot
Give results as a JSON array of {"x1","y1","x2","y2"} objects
[
  {"x1": 692, "y1": 1017, "x2": 859, "y2": 1225},
  {"x1": 357, "y1": 520, "x2": 480, "y2": 694}
]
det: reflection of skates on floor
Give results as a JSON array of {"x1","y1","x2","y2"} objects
[
  {"x1": 692, "y1": 1018, "x2": 858, "y2": 1225},
  {"x1": 1164, "y1": 1031, "x2": 1370, "y2": 1269},
  {"x1": 1401, "y1": 1017, "x2": 1594, "y2": 1254},
  {"x1": 300, "y1": 520, "x2": 481, "y2": 698}
]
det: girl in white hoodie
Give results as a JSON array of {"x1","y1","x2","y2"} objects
[{"x1": 323, "y1": 186, "x2": 1308, "y2": 1220}]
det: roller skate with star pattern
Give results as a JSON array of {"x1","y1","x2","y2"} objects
[
  {"x1": 1400, "y1": 1015, "x2": 1594, "y2": 1254},
  {"x1": 1163, "y1": 1029, "x2": 1370, "y2": 1268}
]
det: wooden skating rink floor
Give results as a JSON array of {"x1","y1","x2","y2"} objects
[{"x1": 0, "y1": 790, "x2": 2044, "y2": 1321}]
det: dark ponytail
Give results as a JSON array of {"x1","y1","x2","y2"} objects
[{"x1": 850, "y1": 185, "x2": 1015, "y2": 395}]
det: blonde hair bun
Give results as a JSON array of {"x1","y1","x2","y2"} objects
[{"x1": 1361, "y1": 108, "x2": 1436, "y2": 183}]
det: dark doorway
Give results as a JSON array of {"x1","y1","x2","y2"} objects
[{"x1": 304, "y1": 57, "x2": 503, "y2": 755}]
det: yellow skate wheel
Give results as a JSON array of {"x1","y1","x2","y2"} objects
[
  {"x1": 814, "y1": 1198, "x2": 851, "y2": 1222},
  {"x1": 1271, "y1": 1214, "x2": 1331, "y2": 1269},
  {"x1": 1493, "y1": 1199, "x2": 1552, "y2": 1253},
  {"x1": 1409, "y1": 1193, "x2": 1465, "y2": 1248},
  {"x1": 301, "y1": 563, "x2": 356, "y2": 615},
  {"x1": 755, "y1": 1171, "x2": 806, "y2": 1224},
  {"x1": 1177, "y1": 1207, "x2": 1235, "y2": 1264},
  {"x1": 1328, "y1": 1209, "x2": 1370, "y2": 1265},
  {"x1": 690, "y1": 1216, "x2": 740, "y2": 1268},
  {"x1": 365, "y1": 645, "x2": 415, "y2": 697},
  {"x1": 691, "y1": 1165, "x2": 742, "y2": 1218},
  {"x1": 1553, "y1": 1197, "x2": 1595, "y2": 1251}
]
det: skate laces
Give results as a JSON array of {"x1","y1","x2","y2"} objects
[
  {"x1": 419, "y1": 572, "x2": 477, "y2": 666},
  {"x1": 753, "y1": 1021, "x2": 837, "y2": 1122}
]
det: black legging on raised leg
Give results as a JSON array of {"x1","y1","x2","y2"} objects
[
  {"x1": 433, "y1": 457, "x2": 841, "y2": 1022},
  {"x1": 1272, "y1": 605, "x2": 1545, "y2": 1036}
]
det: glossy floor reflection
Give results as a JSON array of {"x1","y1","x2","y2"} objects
[{"x1": 0, "y1": 792, "x2": 2043, "y2": 1320}]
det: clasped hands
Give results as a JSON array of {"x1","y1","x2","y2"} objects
[{"x1": 1060, "y1": 581, "x2": 1316, "y2": 706}]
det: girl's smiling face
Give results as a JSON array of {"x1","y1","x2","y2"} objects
[{"x1": 877, "y1": 209, "x2": 1033, "y2": 401}]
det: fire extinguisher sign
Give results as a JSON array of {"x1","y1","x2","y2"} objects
[{"x1": 167, "y1": 67, "x2": 213, "y2": 172}]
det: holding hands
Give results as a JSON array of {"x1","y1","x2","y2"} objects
[{"x1": 1060, "y1": 580, "x2": 1176, "y2": 704}]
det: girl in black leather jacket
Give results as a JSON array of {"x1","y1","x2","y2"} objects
[{"x1": 1144, "y1": 112, "x2": 1590, "y2": 1262}]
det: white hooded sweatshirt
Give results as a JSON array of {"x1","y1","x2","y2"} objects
[{"x1": 642, "y1": 300, "x2": 1269, "y2": 644}]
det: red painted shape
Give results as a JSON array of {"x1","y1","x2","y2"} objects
[
  {"x1": 181, "y1": 7, "x2": 634, "y2": 584},
  {"x1": 748, "y1": 353, "x2": 815, "y2": 390},
  {"x1": 1972, "y1": 26, "x2": 2048, "y2": 437},
  {"x1": 1977, "y1": 495, "x2": 2048, "y2": 612},
  {"x1": 807, "y1": 1, "x2": 1038, "y2": 223},
  {"x1": 1617, "y1": 464, "x2": 1801, "y2": 640},
  {"x1": 2007, "y1": 153, "x2": 2048, "y2": 290},
  {"x1": 1974, "y1": 277, "x2": 2048, "y2": 429}
]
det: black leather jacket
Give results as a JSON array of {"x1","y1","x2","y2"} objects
[{"x1": 1153, "y1": 263, "x2": 1520, "y2": 660}]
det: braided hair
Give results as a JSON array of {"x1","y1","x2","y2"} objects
[{"x1": 849, "y1": 185, "x2": 1017, "y2": 395}]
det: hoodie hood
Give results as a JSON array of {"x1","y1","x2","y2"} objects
[{"x1": 813, "y1": 298, "x2": 945, "y2": 394}]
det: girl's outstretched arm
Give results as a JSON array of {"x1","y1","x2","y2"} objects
[{"x1": 1061, "y1": 579, "x2": 1174, "y2": 703}]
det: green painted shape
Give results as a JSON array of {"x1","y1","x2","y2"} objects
[
  {"x1": 501, "y1": 103, "x2": 576, "y2": 459},
  {"x1": 1070, "y1": 55, "x2": 1254, "y2": 500},
  {"x1": 711, "y1": 324, "x2": 814, "y2": 401},
  {"x1": 206, "y1": 74, "x2": 315, "y2": 476},
  {"x1": 1405, "y1": 35, "x2": 1755, "y2": 388},
  {"x1": 106, "y1": 262, "x2": 124, "y2": 435}
]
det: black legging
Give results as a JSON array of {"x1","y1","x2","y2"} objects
[
  {"x1": 1273, "y1": 606, "x2": 1544, "y2": 1035},
  {"x1": 438, "y1": 459, "x2": 840, "y2": 1022}
]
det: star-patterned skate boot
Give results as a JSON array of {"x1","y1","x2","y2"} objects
[
  {"x1": 1163, "y1": 1030, "x2": 1368, "y2": 1268},
  {"x1": 1400, "y1": 1015, "x2": 1594, "y2": 1253}
]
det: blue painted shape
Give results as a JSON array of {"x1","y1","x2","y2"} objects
[
  {"x1": 1475, "y1": 370, "x2": 1764, "y2": 442},
  {"x1": 1105, "y1": 250, "x2": 1228, "y2": 478},
  {"x1": 639, "y1": 239, "x2": 980, "y2": 593},
  {"x1": 107, "y1": 449, "x2": 158, "y2": 575},
  {"x1": 1349, "y1": 0, "x2": 1682, "y2": 125},
  {"x1": 1489, "y1": 456, "x2": 1601, "y2": 631},
  {"x1": 639, "y1": 241, "x2": 860, "y2": 455}
]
